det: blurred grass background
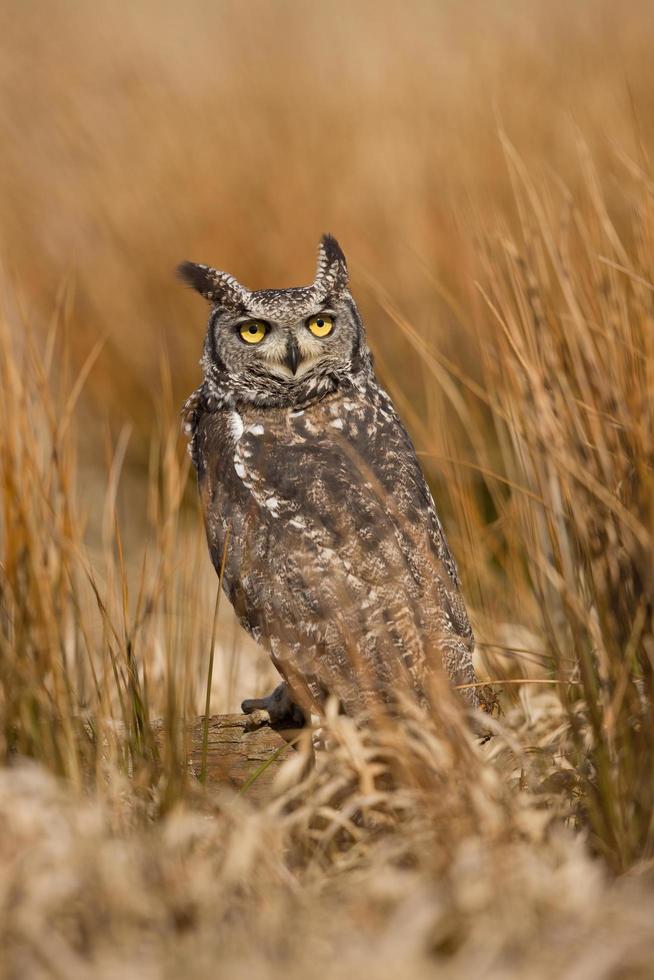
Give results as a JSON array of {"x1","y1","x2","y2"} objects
[
  {"x1": 2, "y1": 1, "x2": 654, "y2": 975},
  {"x1": 2, "y1": 0, "x2": 652, "y2": 436}
]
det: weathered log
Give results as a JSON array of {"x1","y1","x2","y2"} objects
[{"x1": 171, "y1": 713, "x2": 296, "y2": 801}]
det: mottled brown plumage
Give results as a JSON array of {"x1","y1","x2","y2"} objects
[{"x1": 180, "y1": 236, "x2": 489, "y2": 724}]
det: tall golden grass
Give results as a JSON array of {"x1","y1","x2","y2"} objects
[{"x1": 1, "y1": 0, "x2": 654, "y2": 975}]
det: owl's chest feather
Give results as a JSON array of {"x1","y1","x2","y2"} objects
[
  {"x1": 195, "y1": 383, "x2": 455, "y2": 582},
  {"x1": 209, "y1": 395, "x2": 371, "y2": 503}
]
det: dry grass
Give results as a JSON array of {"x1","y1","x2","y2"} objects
[{"x1": 2, "y1": 1, "x2": 654, "y2": 976}]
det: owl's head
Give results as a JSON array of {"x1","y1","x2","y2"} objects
[{"x1": 178, "y1": 235, "x2": 371, "y2": 407}]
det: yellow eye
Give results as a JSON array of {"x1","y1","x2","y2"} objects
[
  {"x1": 307, "y1": 314, "x2": 334, "y2": 338},
  {"x1": 239, "y1": 321, "x2": 267, "y2": 344}
]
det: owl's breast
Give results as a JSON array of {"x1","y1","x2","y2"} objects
[{"x1": 197, "y1": 390, "x2": 430, "y2": 548}]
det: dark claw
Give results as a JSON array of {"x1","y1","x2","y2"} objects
[{"x1": 241, "y1": 697, "x2": 268, "y2": 714}]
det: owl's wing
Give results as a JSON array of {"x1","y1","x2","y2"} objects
[{"x1": 194, "y1": 390, "x2": 479, "y2": 715}]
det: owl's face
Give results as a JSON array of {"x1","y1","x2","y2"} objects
[
  {"x1": 208, "y1": 292, "x2": 360, "y2": 386},
  {"x1": 178, "y1": 235, "x2": 372, "y2": 407}
]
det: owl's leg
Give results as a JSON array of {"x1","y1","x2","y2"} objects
[{"x1": 241, "y1": 682, "x2": 306, "y2": 731}]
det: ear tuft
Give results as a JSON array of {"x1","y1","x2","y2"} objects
[
  {"x1": 176, "y1": 261, "x2": 218, "y2": 300},
  {"x1": 315, "y1": 234, "x2": 348, "y2": 298},
  {"x1": 176, "y1": 261, "x2": 250, "y2": 308}
]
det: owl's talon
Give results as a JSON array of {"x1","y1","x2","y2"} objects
[{"x1": 241, "y1": 696, "x2": 268, "y2": 715}]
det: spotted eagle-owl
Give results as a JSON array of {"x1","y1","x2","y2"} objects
[{"x1": 179, "y1": 235, "x2": 489, "y2": 728}]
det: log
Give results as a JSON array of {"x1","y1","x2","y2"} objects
[{"x1": 173, "y1": 713, "x2": 297, "y2": 801}]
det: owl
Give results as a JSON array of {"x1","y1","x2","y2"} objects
[{"x1": 179, "y1": 235, "x2": 492, "y2": 729}]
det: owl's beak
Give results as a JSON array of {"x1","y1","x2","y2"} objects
[{"x1": 285, "y1": 338, "x2": 300, "y2": 376}]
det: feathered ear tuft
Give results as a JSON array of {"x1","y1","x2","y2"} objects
[
  {"x1": 176, "y1": 261, "x2": 250, "y2": 309},
  {"x1": 177, "y1": 261, "x2": 216, "y2": 299},
  {"x1": 314, "y1": 234, "x2": 349, "y2": 300}
]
